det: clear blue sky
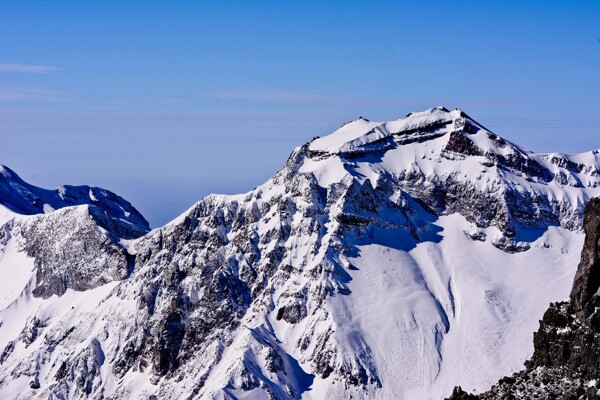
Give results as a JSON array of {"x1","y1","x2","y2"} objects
[{"x1": 1, "y1": 0, "x2": 599, "y2": 227}]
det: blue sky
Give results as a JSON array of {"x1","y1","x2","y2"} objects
[{"x1": 1, "y1": 0, "x2": 599, "y2": 226}]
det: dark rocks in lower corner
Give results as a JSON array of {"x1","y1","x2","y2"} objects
[
  {"x1": 448, "y1": 386, "x2": 479, "y2": 400},
  {"x1": 570, "y1": 197, "x2": 600, "y2": 322},
  {"x1": 525, "y1": 301, "x2": 600, "y2": 377}
]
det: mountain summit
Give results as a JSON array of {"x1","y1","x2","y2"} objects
[
  {"x1": 0, "y1": 108, "x2": 599, "y2": 399},
  {"x1": 0, "y1": 165, "x2": 149, "y2": 236}
]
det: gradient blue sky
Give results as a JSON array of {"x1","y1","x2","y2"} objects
[{"x1": 1, "y1": 0, "x2": 599, "y2": 226}]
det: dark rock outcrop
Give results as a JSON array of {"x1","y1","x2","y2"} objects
[
  {"x1": 448, "y1": 386, "x2": 480, "y2": 400},
  {"x1": 0, "y1": 166, "x2": 149, "y2": 299},
  {"x1": 571, "y1": 197, "x2": 600, "y2": 322},
  {"x1": 18, "y1": 206, "x2": 137, "y2": 298}
]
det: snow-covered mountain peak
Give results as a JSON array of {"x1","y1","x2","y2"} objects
[
  {"x1": 309, "y1": 117, "x2": 382, "y2": 153},
  {"x1": 1, "y1": 109, "x2": 600, "y2": 400},
  {"x1": 0, "y1": 164, "x2": 149, "y2": 235},
  {"x1": 289, "y1": 107, "x2": 600, "y2": 255},
  {"x1": 0, "y1": 165, "x2": 151, "y2": 307},
  {"x1": 309, "y1": 106, "x2": 459, "y2": 155},
  {"x1": 308, "y1": 106, "x2": 515, "y2": 159}
]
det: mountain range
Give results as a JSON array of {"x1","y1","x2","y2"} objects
[{"x1": 1, "y1": 107, "x2": 599, "y2": 399}]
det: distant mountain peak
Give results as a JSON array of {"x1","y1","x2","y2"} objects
[
  {"x1": 0, "y1": 164, "x2": 149, "y2": 234},
  {"x1": 309, "y1": 107, "x2": 490, "y2": 157}
]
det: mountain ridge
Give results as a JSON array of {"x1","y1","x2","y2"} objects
[
  {"x1": 0, "y1": 165, "x2": 150, "y2": 236},
  {"x1": 1, "y1": 107, "x2": 599, "y2": 399}
]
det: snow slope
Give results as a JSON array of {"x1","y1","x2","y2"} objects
[{"x1": 0, "y1": 107, "x2": 599, "y2": 399}]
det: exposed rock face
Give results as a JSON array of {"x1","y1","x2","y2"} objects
[
  {"x1": 0, "y1": 166, "x2": 149, "y2": 299},
  {"x1": 0, "y1": 168, "x2": 151, "y2": 399},
  {"x1": 447, "y1": 198, "x2": 600, "y2": 399},
  {"x1": 2, "y1": 108, "x2": 600, "y2": 399},
  {"x1": 19, "y1": 206, "x2": 137, "y2": 298},
  {"x1": 571, "y1": 197, "x2": 600, "y2": 322}
]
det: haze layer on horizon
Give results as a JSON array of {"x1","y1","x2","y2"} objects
[{"x1": 1, "y1": 0, "x2": 599, "y2": 226}]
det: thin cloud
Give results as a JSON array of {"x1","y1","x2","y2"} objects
[
  {"x1": 212, "y1": 90, "x2": 325, "y2": 102},
  {"x1": 211, "y1": 90, "x2": 440, "y2": 109},
  {"x1": 0, "y1": 87, "x2": 68, "y2": 102},
  {"x1": 86, "y1": 96, "x2": 192, "y2": 111},
  {"x1": 0, "y1": 63, "x2": 60, "y2": 74}
]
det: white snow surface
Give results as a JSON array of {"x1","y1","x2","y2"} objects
[
  {"x1": 1, "y1": 107, "x2": 600, "y2": 399},
  {"x1": 302, "y1": 219, "x2": 580, "y2": 399}
]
